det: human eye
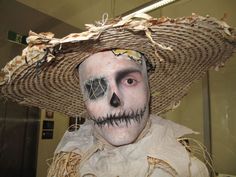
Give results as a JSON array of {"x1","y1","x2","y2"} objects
[
  {"x1": 116, "y1": 69, "x2": 142, "y2": 87},
  {"x1": 122, "y1": 76, "x2": 139, "y2": 87}
]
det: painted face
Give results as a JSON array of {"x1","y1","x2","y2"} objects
[{"x1": 78, "y1": 51, "x2": 150, "y2": 146}]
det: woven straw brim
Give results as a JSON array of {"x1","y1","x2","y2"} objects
[{"x1": 0, "y1": 15, "x2": 236, "y2": 117}]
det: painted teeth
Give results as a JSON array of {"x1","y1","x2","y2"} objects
[{"x1": 90, "y1": 106, "x2": 146, "y2": 128}]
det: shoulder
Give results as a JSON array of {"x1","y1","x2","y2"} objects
[
  {"x1": 47, "y1": 121, "x2": 94, "y2": 176},
  {"x1": 47, "y1": 151, "x2": 82, "y2": 177},
  {"x1": 150, "y1": 114, "x2": 198, "y2": 138},
  {"x1": 189, "y1": 157, "x2": 209, "y2": 177},
  {"x1": 55, "y1": 119, "x2": 95, "y2": 153},
  {"x1": 149, "y1": 115, "x2": 209, "y2": 177}
]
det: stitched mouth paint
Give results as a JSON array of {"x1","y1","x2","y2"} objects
[{"x1": 90, "y1": 106, "x2": 146, "y2": 127}]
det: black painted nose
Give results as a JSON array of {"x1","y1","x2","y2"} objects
[{"x1": 110, "y1": 93, "x2": 121, "y2": 107}]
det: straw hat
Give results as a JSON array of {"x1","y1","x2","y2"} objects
[{"x1": 0, "y1": 13, "x2": 235, "y2": 117}]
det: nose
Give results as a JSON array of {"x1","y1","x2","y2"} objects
[{"x1": 110, "y1": 92, "x2": 121, "y2": 107}]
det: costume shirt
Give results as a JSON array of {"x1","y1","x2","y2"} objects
[{"x1": 48, "y1": 115, "x2": 209, "y2": 177}]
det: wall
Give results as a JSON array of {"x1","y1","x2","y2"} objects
[
  {"x1": 0, "y1": 1, "x2": 80, "y2": 177},
  {"x1": 0, "y1": 1, "x2": 81, "y2": 68},
  {"x1": 210, "y1": 51, "x2": 236, "y2": 174},
  {"x1": 17, "y1": 0, "x2": 153, "y2": 29},
  {"x1": 163, "y1": 81, "x2": 204, "y2": 142},
  {"x1": 150, "y1": 0, "x2": 236, "y2": 174},
  {"x1": 36, "y1": 111, "x2": 68, "y2": 177}
]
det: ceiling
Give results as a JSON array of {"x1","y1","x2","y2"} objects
[{"x1": 16, "y1": 0, "x2": 154, "y2": 30}]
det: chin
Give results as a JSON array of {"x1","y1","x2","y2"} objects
[
  {"x1": 105, "y1": 134, "x2": 137, "y2": 147},
  {"x1": 110, "y1": 139, "x2": 134, "y2": 147},
  {"x1": 95, "y1": 121, "x2": 144, "y2": 147}
]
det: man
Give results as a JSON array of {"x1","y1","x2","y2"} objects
[{"x1": 0, "y1": 14, "x2": 235, "y2": 176}]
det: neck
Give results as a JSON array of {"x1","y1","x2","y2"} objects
[{"x1": 93, "y1": 117, "x2": 151, "y2": 149}]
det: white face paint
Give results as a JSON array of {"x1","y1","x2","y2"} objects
[{"x1": 79, "y1": 51, "x2": 150, "y2": 146}]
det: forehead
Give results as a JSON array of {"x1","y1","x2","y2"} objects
[{"x1": 79, "y1": 51, "x2": 141, "y2": 79}]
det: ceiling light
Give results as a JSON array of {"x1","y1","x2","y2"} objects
[{"x1": 123, "y1": 0, "x2": 176, "y2": 19}]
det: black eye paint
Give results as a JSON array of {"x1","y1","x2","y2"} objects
[
  {"x1": 115, "y1": 69, "x2": 141, "y2": 86},
  {"x1": 85, "y1": 77, "x2": 108, "y2": 100}
]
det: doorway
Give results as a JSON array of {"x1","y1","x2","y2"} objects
[{"x1": 0, "y1": 101, "x2": 40, "y2": 177}]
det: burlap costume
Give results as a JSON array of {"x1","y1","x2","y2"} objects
[{"x1": 48, "y1": 115, "x2": 208, "y2": 177}]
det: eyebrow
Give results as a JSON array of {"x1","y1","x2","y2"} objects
[{"x1": 115, "y1": 68, "x2": 142, "y2": 84}]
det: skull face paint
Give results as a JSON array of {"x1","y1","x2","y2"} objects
[{"x1": 79, "y1": 51, "x2": 150, "y2": 146}]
